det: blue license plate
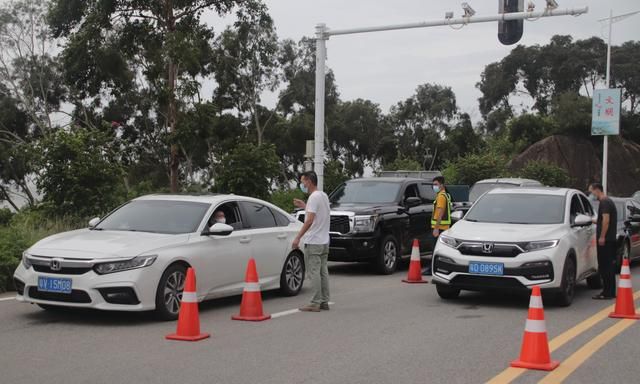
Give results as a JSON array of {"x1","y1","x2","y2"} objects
[
  {"x1": 468, "y1": 262, "x2": 504, "y2": 276},
  {"x1": 37, "y1": 276, "x2": 72, "y2": 294}
]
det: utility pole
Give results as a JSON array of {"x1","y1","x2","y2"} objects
[{"x1": 313, "y1": 4, "x2": 588, "y2": 191}]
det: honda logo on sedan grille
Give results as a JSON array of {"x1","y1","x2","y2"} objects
[
  {"x1": 482, "y1": 243, "x2": 494, "y2": 254},
  {"x1": 50, "y1": 258, "x2": 63, "y2": 271}
]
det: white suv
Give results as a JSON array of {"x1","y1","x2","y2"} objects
[{"x1": 432, "y1": 187, "x2": 601, "y2": 306}]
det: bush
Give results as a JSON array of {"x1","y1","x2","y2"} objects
[
  {"x1": 517, "y1": 160, "x2": 572, "y2": 187},
  {"x1": 270, "y1": 188, "x2": 306, "y2": 214},
  {"x1": 443, "y1": 152, "x2": 509, "y2": 185},
  {"x1": 0, "y1": 208, "x2": 13, "y2": 226},
  {"x1": 324, "y1": 160, "x2": 350, "y2": 195},
  {"x1": 0, "y1": 209, "x2": 83, "y2": 292}
]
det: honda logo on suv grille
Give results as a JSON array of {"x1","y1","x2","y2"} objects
[
  {"x1": 50, "y1": 258, "x2": 63, "y2": 271},
  {"x1": 482, "y1": 243, "x2": 494, "y2": 254}
]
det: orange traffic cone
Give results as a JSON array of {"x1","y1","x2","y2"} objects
[
  {"x1": 609, "y1": 258, "x2": 640, "y2": 319},
  {"x1": 232, "y1": 258, "x2": 271, "y2": 321},
  {"x1": 510, "y1": 286, "x2": 559, "y2": 371},
  {"x1": 166, "y1": 267, "x2": 210, "y2": 341},
  {"x1": 402, "y1": 239, "x2": 429, "y2": 284}
]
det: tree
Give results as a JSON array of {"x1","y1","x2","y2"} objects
[
  {"x1": 383, "y1": 157, "x2": 422, "y2": 172},
  {"x1": 517, "y1": 160, "x2": 572, "y2": 187},
  {"x1": 213, "y1": 142, "x2": 279, "y2": 199},
  {"x1": 442, "y1": 153, "x2": 509, "y2": 185},
  {"x1": 212, "y1": 9, "x2": 279, "y2": 146},
  {"x1": 35, "y1": 128, "x2": 126, "y2": 217},
  {"x1": 49, "y1": 0, "x2": 268, "y2": 193}
]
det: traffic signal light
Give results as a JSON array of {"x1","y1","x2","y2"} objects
[{"x1": 498, "y1": 0, "x2": 524, "y2": 45}]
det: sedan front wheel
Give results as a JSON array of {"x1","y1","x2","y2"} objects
[{"x1": 155, "y1": 264, "x2": 186, "y2": 321}]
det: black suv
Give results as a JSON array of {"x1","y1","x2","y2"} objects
[{"x1": 297, "y1": 177, "x2": 439, "y2": 274}]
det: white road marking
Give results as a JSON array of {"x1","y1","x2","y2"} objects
[
  {"x1": 0, "y1": 296, "x2": 16, "y2": 302},
  {"x1": 271, "y1": 302, "x2": 335, "y2": 319}
]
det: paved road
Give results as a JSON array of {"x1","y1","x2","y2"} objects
[{"x1": 1, "y1": 263, "x2": 639, "y2": 384}]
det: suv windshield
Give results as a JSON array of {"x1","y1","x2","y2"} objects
[
  {"x1": 465, "y1": 193, "x2": 565, "y2": 224},
  {"x1": 469, "y1": 183, "x2": 518, "y2": 202},
  {"x1": 95, "y1": 200, "x2": 210, "y2": 234},
  {"x1": 330, "y1": 182, "x2": 401, "y2": 204}
]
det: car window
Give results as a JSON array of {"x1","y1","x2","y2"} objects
[
  {"x1": 240, "y1": 202, "x2": 277, "y2": 229},
  {"x1": 210, "y1": 201, "x2": 245, "y2": 230},
  {"x1": 404, "y1": 184, "x2": 420, "y2": 201},
  {"x1": 570, "y1": 195, "x2": 586, "y2": 223},
  {"x1": 418, "y1": 183, "x2": 436, "y2": 202},
  {"x1": 96, "y1": 200, "x2": 210, "y2": 234},
  {"x1": 579, "y1": 195, "x2": 594, "y2": 216},
  {"x1": 465, "y1": 193, "x2": 565, "y2": 225},
  {"x1": 272, "y1": 208, "x2": 293, "y2": 227}
]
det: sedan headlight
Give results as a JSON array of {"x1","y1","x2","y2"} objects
[
  {"x1": 94, "y1": 255, "x2": 157, "y2": 275},
  {"x1": 22, "y1": 251, "x2": 32, "y2": 269},
  {"x1": 439, "y1": 234, "x2": 458, "y2": 248},
  {"x1": 525, "y1": 240, "x2": 559, "y2": 252},
  {"x1": 353, "y1": 215, "x2": 378, "y2": 233}
]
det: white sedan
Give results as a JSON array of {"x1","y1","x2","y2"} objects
[{"x1": 13, "y1": 194, "x2": 306, "y2": 320}]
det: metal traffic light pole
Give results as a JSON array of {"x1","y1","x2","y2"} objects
[{"x1": 313, "y1": 5, "x2": 588, "y2": 191}]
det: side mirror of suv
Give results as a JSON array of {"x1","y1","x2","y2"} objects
[
  {"x1": 451, "y1": 210, "x2": 464, "y2": 223},
  {"x1": 88, "y1": 217, "x2": 100, "y2": 228},
  {"x1": 573, "y1": 214, "x2": 592, "y2": 227},
  {"x1": 625, "y1": 214, "x2": 640, "y2": 227}
]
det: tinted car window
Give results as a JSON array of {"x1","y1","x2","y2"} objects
[
  {"x1": 330, "y1": 182, "x2": 401, "y2": 204},
  {"x1": 96, "y1": 200, "x2": 210, "y2": 234},
  {"x1": 419, "y1": 183, "x2": 436, "y2": 202},
  {"x1": 240, "y1": 202, "x2": 277, "y2": 229},
  {"x1": 465, "y1": 193, "x2": 565, "y2": 225},
  {"x1": 579, "y1": 195, "x2": 594, "y2": 216},
  {"x1": 404, "y1": 184, "x2": 420, "y2": 200},
  {"x1": 469, "y1": 183, "x2": 518, "y2": 202},
  {"x1": 272, "y1": 208, "x2": 293, "y2": 227}
]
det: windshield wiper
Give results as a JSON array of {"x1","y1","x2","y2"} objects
[
  {"x1": 464, "y1": 218, "x2": 478, "y2": 222},
  {"x1": 89, "y1": 227, "x2": 104, "y2": 231}
]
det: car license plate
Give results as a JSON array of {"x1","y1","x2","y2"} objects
[
  {"x1": 468, "y1": 262, "x2": 504, "y2": 276},
  {"x1": 37, "y1": 276, "x2": 72, "y2": 294}
]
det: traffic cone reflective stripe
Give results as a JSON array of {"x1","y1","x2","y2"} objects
[
  {"x1": 166, "y1": 268, "x2": 211, "y2": 342},
  {"x1": 609, "y1": 259, "x2": 640, "y2": 319},
  {"x1": 510, "y1": 286, "x2": 559, "y2": 371},
  {"x1": 232, "y1": 258, "x2": 271, "y2": 321},
  {"x1": 402, "y1": 239, "x2": 429, "y2": 284}
]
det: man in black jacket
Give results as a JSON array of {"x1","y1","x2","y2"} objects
[{"x1": 589, "y1": 183, "x2": 618, "y2": 300}]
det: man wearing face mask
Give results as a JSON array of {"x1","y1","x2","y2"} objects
[
  {"x1": 292, "y1": 171, "x2": 331, "y2": 312},
  {"x1": 213, "y1": 210, "x2": 226, "y2": 224},
  {"x1": 423, "y1": 176, "x2": 452, "y2": 276},
  {"x1": 589, "y1": 183, "x2": 617, "y2": 300}
]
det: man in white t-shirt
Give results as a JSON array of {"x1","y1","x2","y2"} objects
[{"x1": 292, "y1": 171, "x2": 331, "y2": 312}]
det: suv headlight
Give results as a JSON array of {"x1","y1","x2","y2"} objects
[
  {"x1": 94, "y1": 255, "x2": 157, "y2": 275},
  {"x1": 525, "y1": 240, "x2": 559, "y2": 252},
  {"x1": 439, "y1": 234, "x2": 458, "y2": 248},
  {"x1": 22, "y1": 251, "x2": 32, "y2": 269},
  {"x1": 353, "y1": 215, "x2": 378, "y2": 233}
]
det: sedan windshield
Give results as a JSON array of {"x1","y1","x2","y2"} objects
[
  {"x1": 465, "y1": 193, "x2": 565, "y2": 224},
  {"x1": 469, "y1": 183, "x2": 518, "y2": 202},
  {"x1": 95, "y1": 200, "x2": 210, "y2": 234},
  {"x1": 330, "y1": 182, "x2": 401, "y2": 204}
]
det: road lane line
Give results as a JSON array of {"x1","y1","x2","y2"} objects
[
  {"x1": 486, "y1": 291, "x2": 640, "y2": 384},
  {"x1": 0, "y1": 296, "x2": 15, "y2": 302},
  {"x1": 538, "y1": 319, "x2": 636, "y2": 384},
  {"x1": 271, "y1": 302, "x2": 335, "y2": 319}
]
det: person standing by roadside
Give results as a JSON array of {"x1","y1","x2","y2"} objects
[
  {"x1": 423, "y1": 176, "x2": 452, "y2": 276},
  {"x1": 292, "y1": 171, "x2": 331, "y2": 312},
  {"x1": 589, "y1": 183, "x2": 618, "y2": 300}
]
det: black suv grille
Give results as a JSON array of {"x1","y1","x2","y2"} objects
[
  {"x1": 28, "y1": 287, "x2": 91, "y2": 303},
  {"x1": 457, "y1": 242, "x2": 525, "y2": 258},
  {"x1": 298, "y1": 214, "x2": 351, "y2": 234},
  {"x1": 33, "y1": 265, "x2": 92, "y2": 275}
]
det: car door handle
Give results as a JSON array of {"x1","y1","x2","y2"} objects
[
  {"x1": 240, "y1": 237, "x2": 251, "y2": 244},
  {"x1": 277, "y1": 234, "x2": 287, "y2": 240}
]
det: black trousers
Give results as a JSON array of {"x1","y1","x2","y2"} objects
[{"x1": 597, "y1": 241, "x2": 617, "y2": 297}]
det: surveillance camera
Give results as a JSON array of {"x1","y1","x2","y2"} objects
[
  {"x1": 445, "y1": 11, "x2": 454, "y2": 19},
  {"x1": 461, "y1": 2, "x2": 475, "y2": 17},
  {"x1": 546, "y1": 0, "x2": 559, "y2": 10}
]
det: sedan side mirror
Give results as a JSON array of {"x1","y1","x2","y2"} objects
[
  {"x1": 625, "y1": 214, "x2": 640, "y2": 227},
  {"x1": 451, "y1": 210, "x2": 464, "y2": 223},
  {"x1": 88, "y1": 217, "x2": 100, "y2": 228},
  {"x1": 202, "y1": 223, "x2": 234, "y2": 236},
  {"x1": 573, "y1": 214, "x2": 592, "y2": 227}
]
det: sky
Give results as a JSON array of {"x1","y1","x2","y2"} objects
[{"x1": 210, "y1": 0, "x2": 639, "y2": 120}]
